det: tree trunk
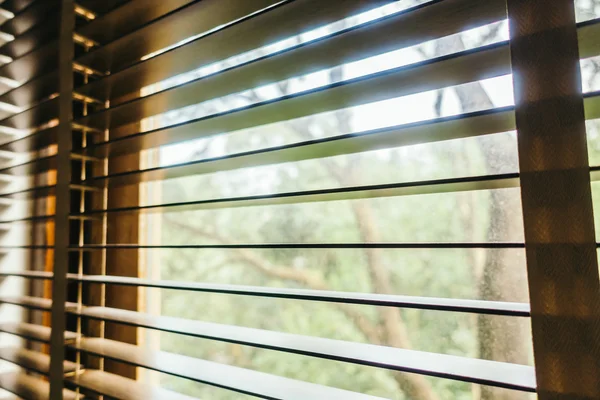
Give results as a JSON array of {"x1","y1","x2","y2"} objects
[
  {"x1": 433, "y1": 32, "x2": 530, "y2": 399},
  {"x1": 453, "y1": 69, "x2": 530, "y2": 400},
  {"x1": 285, "y1": 65, "x2": 441, "y2": 400},
  {"x1": 351, "y1": 200, "x2": 440, "y2": 400}
]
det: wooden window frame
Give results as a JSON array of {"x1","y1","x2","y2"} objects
[
  {"x1": 507, "y1": 0, "x2": 600, "y2": 398},
  {"x1": 39, "y1": 0, "x2": 600, "y2": 398}
]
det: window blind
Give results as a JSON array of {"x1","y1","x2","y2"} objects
[{"x1": 0, "y1": 0, "x2": 598, "y2": 399}]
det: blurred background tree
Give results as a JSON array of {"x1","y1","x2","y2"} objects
[{"x1": 138, "y1": 1, "x2": 600, "y2": 398}]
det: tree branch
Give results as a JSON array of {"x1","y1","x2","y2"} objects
[
  {"x1": 349, "y1": 200, "x2": 439, "y2": 400},
  {"x1": 163, "y1": 216, "x2": 382, "y2": 344},
  {"x1": 166, "y1": 215, "x2": 440, "y2": 399}
]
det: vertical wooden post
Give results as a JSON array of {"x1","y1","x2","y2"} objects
[
  {"x1": 49, "y1": 0, "x2": 74, "y2": 398},
  {"x1": 87, "y1": 149, "x2": 141, "y2": 379},
  {"x1": 104, "y1": 154, "x2": 141, "y2": 379},
  {"x1": 507, "y1": 0, "x2": 600, "y2": 398}
]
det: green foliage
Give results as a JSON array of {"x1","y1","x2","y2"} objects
[
  {"x1": 152, "y1": 122, "x2": 532, "y2": 399},
  {"x1": 146, "y1": 3, "x2": 600, "y2": 396}
]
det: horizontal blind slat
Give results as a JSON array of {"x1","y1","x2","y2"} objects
[
  {"x1": 0, "y1": 295, "x2": 51, "y2": 310},
  {"x1": 0, "y1": 372, "x2": 78, "y2": 400},
  {"x1": 94, "y1": 42, "x2": 512, "y2": 157},
  {"x1": 0, "y1": 96, "x2": 58, "y2": 129},
  {"x1": 91, "y1": 107, "x2": 517, "y2": 186},
  {"x1": 0, "y1": 70, "x2": 58, "y2": 109},
  {"x1": 67, "y1": 369, "x2": 199, "y2": 400},
  {"x1": 71, "y1": 338, "x2": 398, "y2": 400},
  {"x1": 0, "y1": 119, "x2": 103, "y2": 154},
  {"x1": 77, "y1": 0, "x2": 507, "y2": 129},
  {"x1": 0, "y1": 266, "x2": 530, "y2": 313},
  {"x1": 0, "y1": 295, "x2": 77, "y2": 310},
  {"x1": 0, "y1": 13, "x2": 60, "y2": 59},
  {"x1": 0, "y1": 185, "x2": 56, "y2": 200},
  {"x1": 0, "y1": 40, "x2": 58, "y2": 83},
  {"x1": 0, "y1": 270, "x2": 52, "y2": 279},
  {"x1": 70, "y1": 321, "x2": 536, "y2": 391},
  {"x1": 75, "y1": 0, "x2": 284, "y2": 73},
  {"x1": 0, "y1": 0, "x2": 37, "y2": 14},
  {"x1": 0, "y1": 0, "x2": 60, "y2": 36},
  {"x1": 68, "y1": 274, "x2": 530, "y2": 316},
  {"x1": 83, "y1": 17, "x2": 600, "y2": 157},
  {"x1": 75, "y1": 0, "x2": 405, "y2": 102},
  {"x1": 81, "y1": 173, "x2": 521, "y2": 213},
  {"x1": 74, "y1": 0, "x2": 128, "y2": 14},
  {"x1": 0, "y1": 322, "x2": 77, "y2": 343},
  {"x1": 76, "y1": 0, "x2": 196, "y2": 44},
  {"x1": 0, "y1": 155, "x2": 56, "y2": 177},
  {"x1": 0, "y1": 347, "x2": 80, "y2": 375},
  {"x1": 71, "y1": 242, "x2": 526, "y2": 250}
]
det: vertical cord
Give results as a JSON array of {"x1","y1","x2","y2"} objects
[
  {"x1": 49, "y1": 1, "x2": 74, "y2": 398},
  {"x1": 74, "y1": 69, "x2": 89, "y2": 399},
  {"x1": 98, "y1": 101, "x2": 110, "y2": 386}
]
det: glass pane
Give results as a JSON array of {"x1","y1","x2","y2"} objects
[
  {"x1": 136, "y1": 2, "x2": 539, "y2": 399},
  {"x1": 576, "y1": 0, "x2": 600, "y2": 22}
]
